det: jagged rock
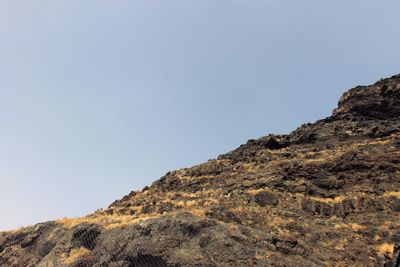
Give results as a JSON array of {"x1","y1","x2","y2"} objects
[
  {"x1": 254, "y1": 191, "x2": 279, "y2": 207},
  {"x1": 389, "y1": 199, "x2": 400, "y2": 212},
  {"x1": 1, "y1": 74, "x2": 400, "y2": 266},
  {"x1": 333, "y1": 76, "x2": 400, "y2": 119},
  {"x1": 71, "y1": 224, "x2": 101, "y2": 250}
]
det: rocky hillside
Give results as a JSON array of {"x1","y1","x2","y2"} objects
[{"x1": 1, "y1": 75, "x2": 400, "y2": 267}]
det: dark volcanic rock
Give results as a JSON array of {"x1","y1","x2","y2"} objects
[
  {"x1": 71, "y1": 224, "x2": 101, "y2": 250},
  {"x1": 1, "y1": 74, "x2": 400, "y2": 266},
  {"x1": 333, "y1": 76, "x2": 400, "y2": 119},
  {"x1": 254, "y1": 191, "x2": 279, "y2": 207}
]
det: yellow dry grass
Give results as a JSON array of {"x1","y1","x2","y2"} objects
[
  {"x1": 376, "y1": 243, "x2": 394, "y2": 257},
  {"x1": 57, "y1": 205, "x2": 211, "y2": 231},
  {"x1": 309, "y1": 195, "x2": 346, "y2": 204},
  {"x1": 334, "y1": 223, "x2": 366, "y2": 231},
  {"x1": 377, "y1": 220, "x2": 400, "y2": 230},
  {"x1": 268, "y1": 147, "x2": 289, "y2": 154},
  {"x1": 300, "y1": 149, "x2": 346, "y2": 163},
  {"x1": 269, "y1": 217, "x2": 295, "y2": 226},
  {"x1": 166, "y1": 189, "x2": 221, "y2": 199},
  {"x1": 246, "y1": 188, "x2": 266, "y2": 195},
  {"x1": 369, "y1": 139, "x2": 391, "y2": 145},
  {"x1": 186, "y1": 208, "x2": 207, "y2": 217},
  {"x1": 383, "y1": 191, "x2": 400, "y2": 198},
  {"x1": 241, "y1": 163, "x2": 257, "y2": 170},
  {"x1": 57, "y1": 213, "x2": 160, "y2": 229},
  {"x1": 174, "y1": 200, "x2": 197, "y2": 207},
  {"x1": 335, "y1": 243, "x2": 346, "y2": 251},
  {"x1": 60, "y1": 247, "x2": 91, "y2": 265}
]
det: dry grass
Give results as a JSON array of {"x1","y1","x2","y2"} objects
[
  {"x1": 241, "y1": 163, "x2": 257, "y2": 170},
  {"x1": 309, "y1": 195, "x2": 346, "y2": 204},
  {"x1": 174, "y1": 200, "x2": 197, "y2": 207},
  {"x1": 246, "y1": 188, "x2": 266, "y2": 195},
  {"x1": 369, "y1": 139, "x2": 391, "y2": 145},
  {"x1": 166, "y1": 196, "x2": 218, "y2": 208},
  {"x1": 167, "y1": 189, "x2": 221, "y2": 199},
  {"x1": 378, "y1": 221, "x2": 400, "y2": 230},
  {"x1": 171, "y1": 198, "x2": 213, "y2": 218},
  {"x1": 300, "y1": 149, "x2": 346, "y2": 163},
  {"x1": 268, "y1": 147, "x2": 289, "y2": 155},
  {"x1": 334, "y1": 223, "x2": 366, "y2": 231},
  {"x1": 334, "y1": 244, "x2": 345, "y2": 251},
  {"x1": 383, "y1": 191, "x2": 400, "y2": 198},
  {"x1": 57, "y1": 213, "x2": 160, "y2": 229},
  {"x1": 58, "y1": 187, "x2": 222, "y2": 229},
  {"x1": 185, "y1": 208, "x2": 207, "y2": 218},
  {"x1": 60, "y1": 247, "x2": 91, "y2": 265},
  {"x1": 376, "y1": 243, "x2": 394, "y2": 257},
  {"x1": 58, "y1": 205, "x2": 211, "y2": 231},
  {"x1": 269, "y1": 217, "x2": 295, "y2": 226}
]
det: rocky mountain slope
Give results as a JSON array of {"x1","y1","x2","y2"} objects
[{"x1": 1, "y1": 74, "x2": 400, "y2": 267}]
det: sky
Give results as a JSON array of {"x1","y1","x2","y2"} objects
[{"x1": 0, "y1": 0, "x2": 399, "y2": 230}]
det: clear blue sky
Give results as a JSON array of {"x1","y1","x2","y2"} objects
[{"x1": 1, "y1": 0, "x2": 399, "y2": 230}]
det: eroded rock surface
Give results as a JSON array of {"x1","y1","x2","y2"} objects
[{"x1": 1, "y1": 74, "x2": 400, "y2": 266}]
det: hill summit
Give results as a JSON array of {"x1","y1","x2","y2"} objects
[{"x1": 1, "y1": 74, "x2": 400, "y2": 266}]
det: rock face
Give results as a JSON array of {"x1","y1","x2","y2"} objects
[{"x1": 1, "y1": 74, "x2": 400, "y2": 267}]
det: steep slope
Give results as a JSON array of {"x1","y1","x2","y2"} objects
[{"x1": 1, "y1": 74, "x2": 400, "y2": 267}]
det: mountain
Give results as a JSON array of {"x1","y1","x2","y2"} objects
[{"x1": 1, "y1": 74, "x2": 400, "y2": 267}]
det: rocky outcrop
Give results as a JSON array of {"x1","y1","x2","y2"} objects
[
  {"x1": 333, "y1": 77, "x2": 400, "y2": 119},
  {"x1": 1, "y1": 74, "x2": 400, "y2": 266}
]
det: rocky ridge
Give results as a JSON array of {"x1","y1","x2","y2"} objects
[{"x1": 1, "y1": 74, "x2": 400, "y2": 266}]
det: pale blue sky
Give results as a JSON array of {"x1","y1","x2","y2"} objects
[{"x1": 1, "y1": 0, "x2": 399, "y2": 230}]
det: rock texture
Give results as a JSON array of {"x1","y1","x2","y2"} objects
[{"x1": 1, "y1": 74, "x2": 400, "y2": 267}]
